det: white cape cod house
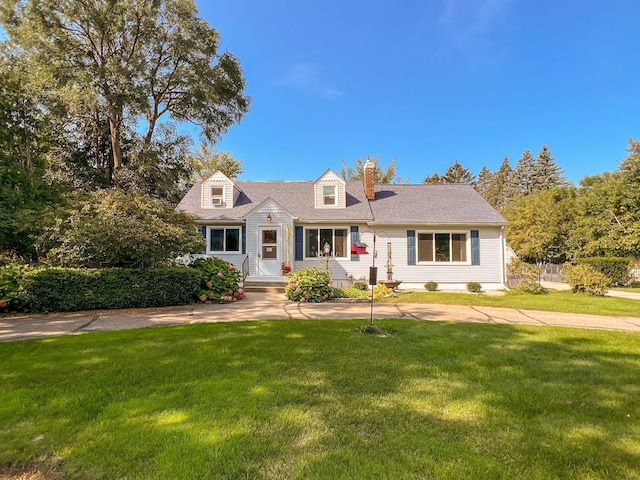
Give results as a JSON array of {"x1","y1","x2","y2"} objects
[{"x1": 176, "y1": 161, "x2": 509, "y2": 290}]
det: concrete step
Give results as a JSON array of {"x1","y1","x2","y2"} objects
[{"x1": 242, "y1": 277, "x2": 288, "y2": 293}]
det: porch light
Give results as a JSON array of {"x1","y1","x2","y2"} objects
[
  {"x1": 350, "y1": 242, "x2": 369, "y2": 255},
  {"x1": 267, "y1": 213, "x2": 272, "y2": 223},
  {"x1": 323, "y1": 242, "x2": 331, "y2": 255}
]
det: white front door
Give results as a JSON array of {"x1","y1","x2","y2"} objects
[{"x1": 258, "y1": 226, "x2": 281, "y2": 276}]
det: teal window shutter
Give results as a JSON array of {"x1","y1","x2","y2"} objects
[
  {"x1": 295, "y1": 226, "x2": 303, "y2": 261},
  {"x1": 200, "y1": 226, "x2": 207, "y2": 254},
  {"x1": 407, "y1": 230, "x2": 416, "y2": 265},
  {"x1": 351, "y1": 226, "x2": 359, "y2": 261},
  {"x1": 241, "y1": 226, "x2": 246, "y2": 254},
  {"x1": 471, "y1": 230, "x2": 480, "y2": 265}
]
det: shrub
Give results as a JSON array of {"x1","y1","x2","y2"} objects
[
  {"x1": 562, "y1": 263, "x2": 609, "y2": 296},
  {"x1": 629, "y1": 280, "x2": 640, "y2": 288},
  {"x1": 467, "y1": 282, "x2": 482, "y2": 293},
  {"x1": 373, "y1": 283, "x2": 393, "y2": 299},
  {"x1": 577, "y1": 257, "x2": 631, "y2": 286},
  {"x1": 189, "y1": 257, "x2": 245, "y2": 304},
  {"x1": 332, "y1": 287, "x2": 371, "y2": 300},
  {"x1": 38, "y1": 190, "x2": 205, "y2": 267},
  {"x1": 506, "y1": 260, "x2": 547, "y2": 294},
  {"x1": 0, "y1": 263, "x2": 31, "y2": 312},
  {"x1": 353, "y1": 281, "x2": 369, "y2": 291},
  {"x1": 285, "y1": 267, "x2": 332, "y2": 302},
  {"x1": 424, "y1": 281, "x2": 438, "y2": 291},
  {"x1": 20, "y1": 267, "x2": 201, "y2": 312}
]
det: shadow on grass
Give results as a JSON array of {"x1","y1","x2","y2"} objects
[{"x1": 1, "y1": 320, "x2": 639, "y2": 479}]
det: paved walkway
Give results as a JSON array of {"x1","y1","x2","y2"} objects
[{"x1": 2, "y1": 291, "x2": 640, "y2": 342}]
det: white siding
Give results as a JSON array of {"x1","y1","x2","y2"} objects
[
  {"x1": 294, "y1": 226, "x2": 506, "y2": 290},
  {"x1": 201, "y1": 171, "x2": 236, "y2": 209},
  {"x1": 245, "y1": 202, "x2": 294, "y2": 277},
  {"x1": 314, "y1": 170, "x2": 346, "y2": 208}
]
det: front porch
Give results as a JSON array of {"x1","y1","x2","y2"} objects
[{"x1": 242, "y1": 275, "x2": 288, "y2": 293}]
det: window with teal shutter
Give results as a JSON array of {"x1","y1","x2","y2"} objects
[
  {"x1": 351, "y1": 226, "x2": 359, "y2": 261},
  {"x1": 200, "y1": 226, "x2": 207, "y2": 254},
  {"x1": 295, "y1": 226, "x2": 303, "y2": 261},
  {"x1": 471, "y1": 230, "x2": 480, "y2": 265},
  {"x1": 407, "y1": 230, "x2": 416, "y2": 265}
]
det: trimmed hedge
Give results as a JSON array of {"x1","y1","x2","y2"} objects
[
  {"x1": 577, "y1": 257, "x2": 631, "y2": 286},
  {"x1": 20, "y1": 267, "x2": 201, "y2": 312}
]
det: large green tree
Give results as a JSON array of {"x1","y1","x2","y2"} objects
[
  {"x1": 423, "y1": 160, "x2": 475, "y2": 185},
  {"x1": 340, "y1": 156, "x2": 404, "y2": 183},
  {"x1": 187, "y1": 142, "x2": 244, "y2": 182},
  {"x1": 502, "y1": 187, "x2": 578, "y2": 264},
  {"x1": 574, "y1": 139, "x2": 640, "y2": 258},
  {"x1": 38, "y1": 189, "x2": 205, "y2": 267},
  {"x1": 0, "y1": 54, "x2": 64, "y2": 260},
  {"x1": 1, "y1": 0, "x2": 250, "y2": 182}
]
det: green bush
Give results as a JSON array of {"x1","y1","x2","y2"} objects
[
  {"x1": 424, "y1": 281, "x2": 438, "y2": 291},
  {"x1": 506, "y1": 260, "x2": 547, "y2": 294},
  {"x1": 189, "y1": 257, "x2": 245, "y2": 304},
  {"x1": 629, "y1": 280, "x2": 640, "y2": 288},
  {"x1": 20, "y1": 267, "x2": 201, "y2": 312},
  {"x1": 0, "y1": 263, "x2": 31, "y2": 312},
  {"x1": 332, "y1": 287, "x2": 371, "y2": 300},
  {"x1": 467, "y1": 282, "x2": 482, "y2": 293},
  {"x1": 353, "y1": 281, "x2": 369, "y2": 291},
  {"x1": 562, "y1": 263, "x2": 609, "y2": 296},
  {"x1": 373, "y1": 283, "x2": 393, "y2": 299},
  {"x1": 285, "y1": 267, "x2": 332, "y2": 302},
  {"x1": 577, "y1": 257, "x2": 631, "y2": 286}
]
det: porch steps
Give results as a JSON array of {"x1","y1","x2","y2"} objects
[{"x1": 242, "y1": 276, "x2": 288, "y2": 293}]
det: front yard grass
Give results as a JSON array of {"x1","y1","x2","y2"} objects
[
  {"x1": 379, "y1": 289, "x2": 640, "y2": 317},
  {"x1": 2, "y1": 320, "x2": 640, "y2": 479}
]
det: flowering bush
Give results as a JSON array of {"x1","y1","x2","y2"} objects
[
  {"x1": 189, "y1": 257, "x2": 246, "y2": 304},
  {"x1": 285, "y1": 267, "x2": 332, "y2": 302},
  {"x1": 0, "y1": 264, "x2": 30, "y2": 312}
]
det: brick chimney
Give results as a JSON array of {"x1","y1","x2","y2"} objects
[{"x1": 363, "y1": 159, "x2": 375, "y2": 200}]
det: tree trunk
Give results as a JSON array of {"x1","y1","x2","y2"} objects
[{"x1": 108, "y1": 104, "x2": 124, "y2": 170}]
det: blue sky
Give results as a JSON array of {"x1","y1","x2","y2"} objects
[{"x1": 202, "y1": 1, "x2": 638, "y2": 183}]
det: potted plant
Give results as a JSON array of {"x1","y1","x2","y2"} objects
[{"x1": 281, "y1": 263, "x2": 292, "y2": 275}]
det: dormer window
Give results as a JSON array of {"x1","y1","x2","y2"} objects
[
  {"x1": 323, "y1": 186, "x2": 336, "y2": 206},
  {"x1": 210, "y1": 186, "x2": 224, "y2": 207}
]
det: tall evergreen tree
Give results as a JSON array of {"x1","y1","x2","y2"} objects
[
  {"x1": 531, "y1": 145, "x2": 567, "y2": 191},
  {"x1": 475, "y1": 166, "x2": 494, "y2": 199},
  {"x1": 422, "y1": 172, "x2": 444, "y2": 184},
  {"x1": 509, "y1": 149, "x2": 536, "y2": 196},
  {"x1": 442, "y1": 160, "x2": 475, "y2": 184}
]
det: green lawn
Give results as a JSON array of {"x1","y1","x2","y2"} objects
[
  {"x1": 380, "y1": 289, "x2": 640, "y2": 317},
  {"x1": 2, "y1": 321, "x2": 640, "y2": 479}
]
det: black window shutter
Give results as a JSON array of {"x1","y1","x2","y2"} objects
[
  {"x1": 200, "y1": 226, "x2": 207, "y2": 254},
  {"x1": 241, "y1": 226, "x2": 246, "y2": 255},
  {"x1": 350, "y1": 226, "x2": 359, "y2": 261},
  {"x1": 407, "y1": 230, "x2": 416, "y2": 265},
  {"x1": 471, "y1": 230, "x2": 480, "y2": 265},
  {"x1": 295, "y1": 226, "x2": 303, "y2": 261}
]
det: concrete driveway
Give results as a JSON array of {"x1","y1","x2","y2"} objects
[{"x1": 2, "y1": 292, "x2": 640, "y2": 342}]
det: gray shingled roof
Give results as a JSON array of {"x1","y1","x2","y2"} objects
[
  {"x1": 176, "y1": 180, "x2": 374, "y2": 222},
  {"x1": 369, "y1": 184, "x2": 508, "y2": 225},
  {"x1": 176, "y1": 180, "x2": 507, "y2": 226}
]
